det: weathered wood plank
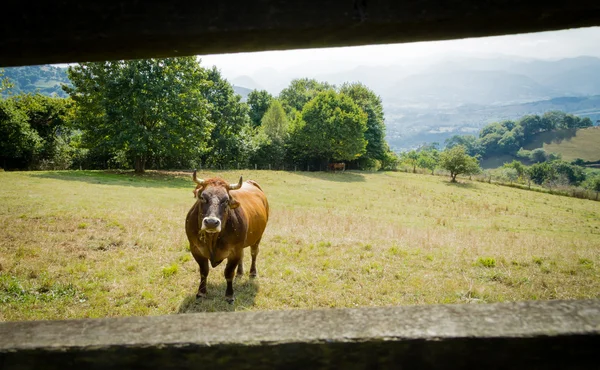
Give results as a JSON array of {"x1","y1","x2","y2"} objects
[
  {"x1": 2, "y1": 1, "x2": 600, "y2": 66},
  {"x1": 1, "y1": 300, "x2": 599, "y2": 369}
]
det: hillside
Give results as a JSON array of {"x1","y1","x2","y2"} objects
[
  {"x1": 385, "y1": 95, "x2": 600, "y2": 150},
  {"x1": 524, "y1": 127, "x2": 600, "y2": 162},
  {"x1": 1, "y1": 65, "x2": 70, "y2": 97},
  {"x1": 232, "y1": 85, "x2": 252, "y2": 101},
  {"x1": 1, "y1": 170, "x2": 598, "y2": 320}
]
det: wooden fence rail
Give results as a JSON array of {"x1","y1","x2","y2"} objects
[{"x1": 1, "y1": 299, "x2": 599, "y2": 369}]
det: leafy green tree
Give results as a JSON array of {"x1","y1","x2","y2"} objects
[
  {"x1": 339, "y1": 82, "x2": 387, "y2": 163},
  {"x1": 552, "y1": 161, "x2": 586, "y2": 186},
  {"x1": 583, "y1": 176, "x2": 600, "y2": 200},
  {"x1": 1, "y1": 69, "x2": 14, "y2": 94},
  {"x1": 417, "y1": 149, "x2": 439, "y2": 175},
  {"x1": 439, "y1": 145, "x2": 481, "y2": 182},
  {"x1": 527, "y1": 162, "x2": 557, "y2": 185},
  {"x1": 279, "y1": 78, "x2": 334, "y2": 114},
  {"x1": 201, "y1": 67, "x2": 251, "y2": 169},
  {"x1": 579, "y1": 117, "x2": 593, "y2": 128},
  {"x1": 65, "y1": 57, "x2": 211, "y2": 173},
  {"x1": 402, "y1": 150, "x2": 419, "y2": 173},
  {"x1": 381, "y1": 150, "x2": 400, "y2": 171},
  {"x1": 260, "y1": 100, "x2": 289, "y2": 143},
  {"x1": 503, "y1": 160, "x2": 526, "y2": 178},
  {"x1": 249, "y1": 100, "x2": 289, "y2": 169},
  {"x1": 444, "y1": 135, "x2": 482, "y2": 157},
  {"x1": 288, "y1": 90, "x2": 367, "y2": 166},
  {"x1": 0, "y1": 97, "x2": 42, "y2": 169},
  {"x1": 247, "y1": 89, "x2": 273, "y2": 127},
  {"x1": 530, "y1": 148, "x2": 548, "y2": 163}
]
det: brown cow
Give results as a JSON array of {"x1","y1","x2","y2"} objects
[
  {"x1": 328, "y1": 162, "x2": 345, "y2": 172},
  {"x1": 185, "y1": 171, "x2": 269, "y2": 303}
]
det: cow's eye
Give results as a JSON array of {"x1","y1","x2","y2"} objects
[{"x1": 200, "y1": 196, "x2": 207, "y2": 203}]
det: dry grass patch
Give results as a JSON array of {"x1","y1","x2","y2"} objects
[{"x1": 1, "y1": 170, "x2": 599, "y2": 321}]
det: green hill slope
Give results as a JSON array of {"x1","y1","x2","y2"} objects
[
  {"x1": 524, "y1": 127, "x2": 600, "y2": 162},
  {"x1": 1, "y1": 65, "x2": 70, "y2": 97}
]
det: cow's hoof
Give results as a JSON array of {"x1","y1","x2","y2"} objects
[
  {"x1": 249, "y1": 272, "x2": 258, "y2": 278},
  {"x1": 225, "y1": 296, "x2": 235, "y2": 304},
  {"x1": 196, "y1": 292, "x2": 207, "y2": 299}
]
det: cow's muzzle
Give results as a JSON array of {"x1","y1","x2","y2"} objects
[{"x1": 201, "y1": 217, "x2": 221, "y2": 233}]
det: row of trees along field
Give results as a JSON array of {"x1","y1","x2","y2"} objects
[{"x1": 0, "y1": 57, "x2": 397, "y2": 173}]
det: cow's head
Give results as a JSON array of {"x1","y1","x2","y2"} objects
[{"x1": 192, "y1": 171, "x2": 242, "y2": 266}]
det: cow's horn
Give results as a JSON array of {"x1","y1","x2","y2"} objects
[
  {"x1": 228, "y1": 176, "x2": 243, "y2": 190},
  {"x1": 192, "y1": 170, "x2": 204, "y2": 185}
]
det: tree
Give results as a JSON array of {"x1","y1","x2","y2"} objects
[
  {"x1": 402, "y1": 150, "x2": 419, "y2": 173},
  {"x1": 417, "y1": 149, "x2": 439, "y2": 175},
  {"x1": 530, "y1": 148, "x2": 548, "y2": 163},
  {"x1": 503, "y1": 160, "x2": 526, "y2": 178},
  {"x1": 201, "y1": 67, "x2": 251, "y2": 169},
  {"x1": 527, "y1": 162, "x2": 556, "y2": 185},
  {"x1": 439, "y1": 145, "x2": 481, "y2": 182},
  {"x1": 1, "y1": 69, "x2": 14, "y2": 94},
  {"x1": 261, "y1": 100, "x2": 289, "y2": 142},
  {"x1": 279, "y1": 78, "x2": 334, "y2": 114},
  {"x1": 288, "y1": 90, "x2": 366, "y2": 166},
  {"x1": 65, "y1": 58, "x2": 212, "y2": 173},
  {"x1": 247, "y1": 89, "x2": 273, "y2": 127},
  {"x1": 583, "y1": 176, "x2": 600, "y2": 200},
  {"x1": 444, "y1": 135, "x2": 482, "y2": 157},
  {"x1": 339, "y1": 82, "x2": 387, "y2": 163},
  {"x1": 250, "y1": 100, "x2": 289, "y2": 169},
  {"x1": 0, "y1": 97, "x2": 43, "y2": 169}
]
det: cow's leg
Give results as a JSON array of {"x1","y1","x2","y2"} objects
[
  {"x1": 196, "y1": 257, "x2": 209, "y2": 298},
  {"x1": 250, "y1": 239, "x2": 261, "y2": 278},
  {"x1": 236, "y1": 248, "x2": 244, "y2": 277},
  {"x1": 224, "y1": 257, "x2": 241, "y2": 303}
]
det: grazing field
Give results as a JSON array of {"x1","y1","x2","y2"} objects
[
  {"x1": 525, "y1": 127, "x2": 600, "y2": 162},
  {"x1": 1, "y1": 170, "x2": 599, "y2": 321}
]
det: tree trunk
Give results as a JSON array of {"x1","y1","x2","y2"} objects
[
  {"x1": 451, "y1": 173, "x2": 457, "y2": 182},
  {"x1": 134, "y1": 155, "x2": 146, "y2": 174},
  {"x1": 413, "y1": 164, "x2": 416, "y2": 173}
]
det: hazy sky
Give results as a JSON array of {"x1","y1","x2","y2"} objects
[{"x1": 199, "y1": 27, "x2": 600, "y2": 78}]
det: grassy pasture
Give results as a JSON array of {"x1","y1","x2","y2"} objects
[
  {"x1": 525, "y1": 127, "x2": 600, "y2": 162},
  {"x1": 1, "y1": 170, "x2": 599, "y2": 321}
]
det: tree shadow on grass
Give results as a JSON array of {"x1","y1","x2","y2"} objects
[
  {"x1": 31, "y1": 170, "x2": 192, "y2": 189},
  {"x1": 178, "y1": 277, "x2": 259, "y2": 313},
  {"x1": 295, "y1": 170, "x2": 366, "y2": 183},
  {"x1": 444, "y1": 180, "x2": 479, "y2": 189}
]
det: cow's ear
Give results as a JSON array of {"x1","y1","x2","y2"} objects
[{"x1": 229, "y1": 197, "x2": 240, "y2": 209}]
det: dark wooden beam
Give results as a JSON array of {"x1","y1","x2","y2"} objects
[
  {"x1": 2, "y1": 1, "x2": 600, "y2": 67},
  {"x1": 1, "y1": 300, "x2": 599, "y2": 369}
]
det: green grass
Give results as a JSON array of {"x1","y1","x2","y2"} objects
[
  {"x1": 1, "y1": 169, "x2": 599, "y2": 321},
  {"x1": 525, "y1": 127, "x2": 600, "y2": 162}
]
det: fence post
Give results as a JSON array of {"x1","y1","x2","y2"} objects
[
  {"x1": 255, "y1": 164, "x2": 257, "y2": 170},
  {"x1": 269, "y1": 164, "x2": 271, "y2": 171},
  {"x1": 295, "y1": 165, "x2": 297, "y2": 172}
]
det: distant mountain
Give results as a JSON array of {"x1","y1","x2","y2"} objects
[
  {"x1": 230, "y1": 75, "x2": 263, "y2": 91},
  {"x1": 382, "y1": 70, "x2": 553, "y2": 107},
  {"x1": 1, "y1": 65, "x2": 70, "y2": 97},
  {"x1": 232, "y1": 85, "x2": 252, "y2": 101}
]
